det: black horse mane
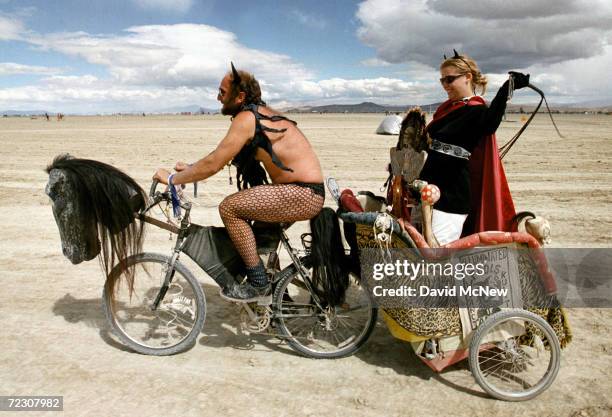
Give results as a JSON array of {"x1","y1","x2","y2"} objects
[{"x1": 46, "y1": 154, "x2": 146, "y2": 297}]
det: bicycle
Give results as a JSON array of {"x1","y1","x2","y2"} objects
[{"x1": 102, "y1": 179, "x2": 377, "y2": 358}]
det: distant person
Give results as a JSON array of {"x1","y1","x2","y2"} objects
[
  {"x1": 45, "y1": 113, "x2": 50, "y2": 121},
  {"x1": 418, "y1": 51, "x2": 530, "y2": 244},
  {"x1": 153, "y1": 64, "x2": 326, "y2": 301}
]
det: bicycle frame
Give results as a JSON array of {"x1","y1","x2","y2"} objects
[
  {"x1": 139, "y1": 190, "x2": 327, "y2": 312},
  {"x1": 139, "y1": 192, "x2": 193, "y2": 311},
  {"x1": 276, "y1": 229, "x2": 327, "y2": 311}
]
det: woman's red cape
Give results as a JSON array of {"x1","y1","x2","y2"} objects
[{"x1": 428, "y1": 97, "x2": 517, "y2": 235}]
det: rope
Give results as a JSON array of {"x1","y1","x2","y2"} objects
[{"x1": 499, "y1": 82, "x2": 564, "y2": 160}]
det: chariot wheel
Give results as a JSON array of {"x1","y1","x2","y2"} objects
[
  {"x1": 468, "y1": 309, "x2": 561, "y2": 401},
  {"x1": 102, "y1": 253, "x2": 206, "y2": 355},
  {"x1": 273, "y1": 263, "x2": 377, "y2": 359}
]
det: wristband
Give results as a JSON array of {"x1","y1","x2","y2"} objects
[{"x1": 167, "y1": 174, "x2": 181, "y2": 217}]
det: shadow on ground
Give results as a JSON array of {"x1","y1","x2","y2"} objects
[
  {"x1": 52, "y1": 283, "x2": 487, "y2": 398},
  {"x1": 52, "y1": 281, "x2": 301, "y2": 357}
]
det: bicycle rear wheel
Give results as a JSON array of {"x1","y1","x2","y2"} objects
[
  {"x1": 273, "y1": 264, "x2": 377, "y2": 359},
  {"x1": 102, "y1": 253, "x2": 206, "y2": 355},
  {"x1": 468, "y1": 309, "x2": 561, "y2": 401}
]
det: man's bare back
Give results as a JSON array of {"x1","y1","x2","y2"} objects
[{"x1": 243, "y1": 106, "x2": 323, "y2": 184}]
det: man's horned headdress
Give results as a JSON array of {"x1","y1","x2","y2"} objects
[{"x1": 230, "y1": 62, "x2": 241, "y2": 87}]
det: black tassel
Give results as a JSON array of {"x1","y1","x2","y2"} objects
[{"x1": 309, "y1": 208, "x2": 349, "y2": 306}]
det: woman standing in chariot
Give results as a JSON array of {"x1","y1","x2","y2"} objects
[
  {"x1": 153, "y1": 64, "x2": 336, "y2": 302},
  {"x1": 419, "y1": 51, "x2": 530, "y2": 244}
]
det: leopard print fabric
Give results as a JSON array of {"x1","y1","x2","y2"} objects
[{"x1": 355, "y1": 224, "x2": 572, "y2": 346}]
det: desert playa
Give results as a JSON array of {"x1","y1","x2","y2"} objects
[{"x1": 1, "y1": 113, "x2": 611, "y2": 416}]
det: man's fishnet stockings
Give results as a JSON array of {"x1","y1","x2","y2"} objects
[{"x1": 219, "y1": 184, "x2": 324, "y2": 267}]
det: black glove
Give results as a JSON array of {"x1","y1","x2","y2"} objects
[{"x1": 508, "y1": 71, "x2": 530, "y2": 89}]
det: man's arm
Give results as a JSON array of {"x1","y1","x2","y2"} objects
[{"x1": 154, "y1": 111, "x2": 254, "y2": 185}]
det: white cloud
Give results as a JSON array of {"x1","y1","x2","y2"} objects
[
  {"x1": 315, "y1": 77, "x2": 425, "y2": 99},
  {"x1": 0, "y1": 62, "x2": 62, "y2": 75},
  {"x1": 131, "y1": 0, "x2": 193, "y2": 13},
  {"x1": 523, "y1": 44, "x2": 612, "y2": 102},
  {"x1": 254, "y1": 76, "x2": 432, "y2": 105},
  {"x1": 360, "y1": 58, "x2": 391, "y2": 67},
  {"x1": 356, "y1": 0, "x2": 612, "y2": 72},
  {"x1": 0, "y1": 72, "x2": 435, "y2": 112},
  {"x1": 2, "y1": 9, "x2": 611, "y2": 112},
  {"x1": 25, "y1": 24, "x2": 313, "y2": 88},
  {"x1": 1, "y1": 22, "x2": 334, "y2": 112},
  {"x1": 0, "y1": 13, "x2": 23, "y2": 40},
  {"x1": 354, "y1": 0, "x2": 612, "y2": 104},
  {"x1": 0, "y1": 74, "x2": 217, "y2": 113},
  {"x1": 290, "y1": 10, "x2": 328, "y2": 30},
  {"x1": 427, "y1": 0, "x2": 580, "y2": 19}
]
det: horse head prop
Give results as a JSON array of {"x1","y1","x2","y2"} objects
[{"x1": 45, "y1": 154, "x2": 147, "y2": 279}]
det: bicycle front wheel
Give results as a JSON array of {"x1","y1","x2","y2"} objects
[
  {"x1": 102, "y1": 253, "x2": 206, "y2": 355},
  {"x1": 468, "y1": 309, "x2": 561, "y2": 401},
  {"x1": 273, "y1": 265, "x2": 377, "y2": 359}
]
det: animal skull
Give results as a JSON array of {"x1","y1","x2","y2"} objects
[{"x1": 525, "y1": 217, "x2": 552, "y2": 245}]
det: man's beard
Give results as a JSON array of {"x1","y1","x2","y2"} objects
[{"x1": 221, "y1": 101, "x2": 242, "y2": 116}]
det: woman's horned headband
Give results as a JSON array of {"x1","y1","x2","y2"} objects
[
  {"x1": 442, "y1": 49, "x2": 473, "y2": 73},
  {"x1": 442, "y1": 49, "x2": 461, "y2": 60}
]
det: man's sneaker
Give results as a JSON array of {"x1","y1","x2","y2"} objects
[{"x1": 220, "y1": 282, "x2": 271, "y2": 304}]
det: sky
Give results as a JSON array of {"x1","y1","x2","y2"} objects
[{"x1": 1, "y1": 0, "x2": 612, "y2": 113}]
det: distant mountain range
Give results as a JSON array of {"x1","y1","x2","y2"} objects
[
  {"x1": 155, "y1": 105, "x2": 217, "y2": 114},
  {"x1": 1, "y1": 105, "x2": 217, "y2": 116},
  {"x1": 287, "y1": 100, "x2": 612, "y2": 114},
  {"x1": 1, "y1": 109, "x2": 51, "y2": 116},
  {"x1": 285, "y1": 101, "x2": 430, "y2": 113},
  {"x1": 2, "y1": 99, "x2": 611, "y2": 116}
]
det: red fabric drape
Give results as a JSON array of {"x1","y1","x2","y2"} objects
[{"x1": 428, "y1": 97, "x2": 517, "y2": 235}]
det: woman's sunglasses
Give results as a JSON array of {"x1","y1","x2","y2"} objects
[{"x1": 439, "y1": 74, "x2": 465, "y2": 85}]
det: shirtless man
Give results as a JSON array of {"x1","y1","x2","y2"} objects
[{"x1": 153, "y1": 64, "x2": 324, "y2": 301}]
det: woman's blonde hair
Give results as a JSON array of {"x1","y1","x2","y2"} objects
[{"x1": 440, "y1": 54, "x2": 488, "y2": 95}]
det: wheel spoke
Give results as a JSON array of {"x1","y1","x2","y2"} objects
[
  {"x1": 469, "y1": 310, "x2": 561, "y2": 401},
  {"x1": 274, "y1": 269, "x2": 375, "y2": 358},
  {"x1": 105, "y1": 255, "x2": 205, "y2": 354}
]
